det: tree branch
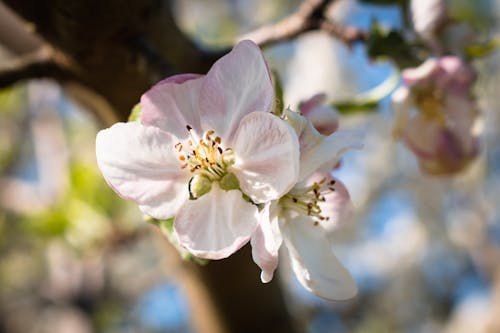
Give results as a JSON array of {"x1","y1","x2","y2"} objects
[
  {"x1": 320, "y1": 20, "x2": 368, "y2": 46},
  {"x1": 239, "y1": 0, "x2": 367, "y2": 48},
  {"x1": 0, "y1": 47, "x2": 75, "y2": 88}
]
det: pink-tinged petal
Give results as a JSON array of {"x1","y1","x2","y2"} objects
[
  {"x1": 402, "y1": 58, "x2": 439, "y2": 87},
  {"x1": 174, "y1": 185, "x2": 259, "y2": 260},
  {"x1": 140, "y1": 75, "x2": 204, "y2": 139},
  {"x1": 96, "y1": 122, "x2": 190, "y2": 219},
  {"x1": 299, "y1": 129, "x2": 364, "y2": 182},
  {"x1": 305, "y1": 105, "x2": 339, "y2": 135},
  {"x1": 282, "y1": 215, "x2": 358, "y2": 300},
  {"x1": 158, "y1": 73, "x2": 203, "y2": 85},
  {"x1": 251, "y1": 202, "x2": 283, "y2": 283},
  {"x1": 230, "y1": 112, "x2": 300, "y2": 203},
  {"x1": 402, "y1": 115, "x2": 441, "y2": 158},
  {"x1": 299, "y1": 94, "x2": 339, "y2": 135},
  {"x1": 199, "y1": 40, "x2": 273, "y2": 141},
  {"x1": 410, "y1": 0, "x2": 447, "y2": 38},
  {"x1": 437, "y1": 57, "x2": 477, "y2": 95},
  {"x1": 299, "y1": 93, "x2": 327, "y2": 116}
]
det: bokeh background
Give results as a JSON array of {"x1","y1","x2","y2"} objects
[{"x1": 0, "y1": 0, "x2": 499, "y2": 332}]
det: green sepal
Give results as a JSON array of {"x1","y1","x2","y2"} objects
[
  {"x1": 146, "y1": 216, "x2": 209, "y2": 265},
  {"x1": 332, "y1": 69, "x2": 400, "y2": 114},
  {"x1": 271, "y1": 69, "x2": 284, "y2": 116},
  {"x1": 465, "y1": 36, "x2": 500, "y2": 59},
  {"x1": 128, "y1": 103, "x2": 142, "y2": 122}
]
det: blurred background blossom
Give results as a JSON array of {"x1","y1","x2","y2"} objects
[{"x1": 0, "y1": 0, "x2": 499, "y2": 332}]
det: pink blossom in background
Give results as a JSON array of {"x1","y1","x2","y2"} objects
[{"x1": 392, "y1": 56, "x2": 480, "y2": 175}]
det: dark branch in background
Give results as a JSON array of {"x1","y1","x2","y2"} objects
[
  {"x1": 240, "y1": 0, "x2": 367, "y2": 48},
  {"x1": 0, "y1": 47, "x2": 75, "y2": 88},
  {"x1": 129, "y1": 36, "x2": 175, "y2": 82}
]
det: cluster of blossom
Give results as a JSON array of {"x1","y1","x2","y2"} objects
[
  {"x1": 96, "y1": 41, "x2": 361, "y2": 300},
  {"x1": 392, "y1": 0, "x2": 481, "y2": 175}
]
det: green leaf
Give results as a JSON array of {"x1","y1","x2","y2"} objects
[
  {"x1": 334, "y1": 100, "x2": 379, "y2": 114},
  {"x1": 465, "y1": 36, "x2": 500, "y2": 58},
  {"x1": 367, "y1": 20, "x2": 419, "y2": 68},
  {"x1": 128, "y1": 103, "x2": 142, "y2": 122},
  {"x1": 332, "y1": 69, "x2": 400, "y2": 114}
]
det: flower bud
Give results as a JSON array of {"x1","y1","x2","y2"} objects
[{"x1": 299, "y1": 93, "x2": 339, "y2": 135}]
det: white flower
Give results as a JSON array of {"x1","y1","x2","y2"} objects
[
  {"x1": 96, "y1": 40, "x2": 299, "y2": 260},
  {"x1": 251, "y1": 109, "x2": 362, "y2": 300}
]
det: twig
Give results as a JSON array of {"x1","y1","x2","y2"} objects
[
  {"x1": 320, "y1": 20, "x2": 368, "y2": 47},
  {"x1": 239, "y1": 0, "x2": 366, "y2": 48}
]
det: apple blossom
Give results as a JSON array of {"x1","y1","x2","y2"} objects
[
  {"x1": 392, "y1": 56, "x2": 480, "y2": 175},
  {"x1": 96, "y1": 40, "x2": 300, "y2": 260},
  {"x1": 251, "y1": 108, "x2": 362, "y2": 300}
]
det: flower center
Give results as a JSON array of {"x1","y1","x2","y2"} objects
[
  {"x1": 175, "y1": 125, "x2": 235, "y2": 182},
  {"x1": 279, "y1": 178, "x2": 336, "y2": 223}
]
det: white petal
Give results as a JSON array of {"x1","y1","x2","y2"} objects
[
  {"x1": 230, "y1": 112, "x2": 300, "y2": 203},
  {"x1": 299, "y1": 129, "x2": 364, "y2": 182},
  {"x1": 402, "y1": 57, "x2": 439, "y2": 87},
  {"x1": 96, "y1": 122, "x2": 190, "y2": 219},
  {"x1": 141, "y1": 75, "x2": 204, "y2": 139},
  {"x1": 250, "y1": 202, "x2": 283, "y2": 283},
  {"x1": 199, "y1": 40, "x2": 274, "y2": 141},
  {"x1": 174, "y1": 184, "x2": 259, "y2": 260},
  {"x1": 282, "y1": 215, "x2": 357, "y2": 300}
]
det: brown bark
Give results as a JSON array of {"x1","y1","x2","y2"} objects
[
  {"x1": 191, "y1": 245, "x2": 298, "y2": 333},
  {"x1": 2, "y1": 0, "x2": 224, "y2": 120}
]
